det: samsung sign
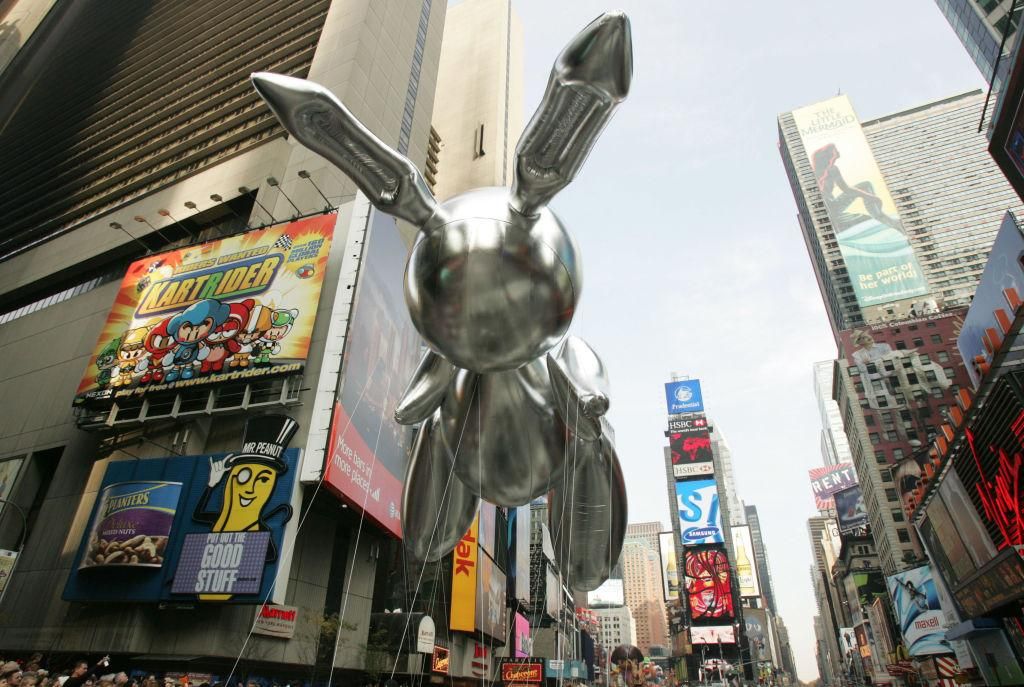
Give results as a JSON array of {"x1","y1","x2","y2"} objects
[{"x1": 665, "y1": 380, "x2": 704, "y2": 414}]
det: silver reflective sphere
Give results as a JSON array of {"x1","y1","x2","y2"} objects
[{"x1": 407, "y1": 187, "x2": 580, "y2": 372}]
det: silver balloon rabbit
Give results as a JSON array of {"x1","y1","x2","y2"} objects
[{"x1": 251, "y1": 11, "x2": 632, "y2": 591}]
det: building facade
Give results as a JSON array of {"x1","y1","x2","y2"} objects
[
  {"x1": 814, "y1": 360, "x2": 853, "y2": 470},
  {"x1": 935, "y1": 0, "x2": 1022, "y2": 89},
  {"x1": 593, "y1": 605, "x2": 637, "y2": 653},
  {"x1": 622, "y1": 530, "x2": 669, "y2": 655}
]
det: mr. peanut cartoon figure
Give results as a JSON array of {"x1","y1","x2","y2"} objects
[{"x1": 192, "y1": 414, "x2": 297, "y2": 600}]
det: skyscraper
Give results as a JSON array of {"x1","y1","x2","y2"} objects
[
  {"x1": 709, "y1": 419, "x2": 745, "y2": 528},
  {"x1": 813, "y1": 360, "x2": 853, "y2": 469},
  {"x1": 621, "y1": 536, "x2": 670, "y2": 654},
  {"x1": 744, "y1": 504, "x2": 778, "y2": 615},
  {"x1": 778, "y1": 91, "x2": 1022, "y2": 334},
  {"x1": 935, "y1": 0, "x2": 1022, "y2": 88},
  {"x1": 430, "y1": 0, "x2": 523, "y2": 201}
]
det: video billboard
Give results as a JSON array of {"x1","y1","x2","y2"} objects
[
  {"x1": 325, "y1": 210, "x2": 423, "y2": 537},
  {"x1": 731, "y1": 525, "x2": 760, "y2": 598},
  {"x1": 834, "y1": 485, "x2": 868, "y2": 533},
  {"x1": 668, "y1": 415, "x2": 707, "y2": 433},
  {"x1": 808, "y1": 462, "x2": 857, "y2": 510},
  {"x1": 75, "y1": 215, "x2": 335, "y2": 405},
  {"x1": 65, "y1": 415, "x2": 300, "y2": 603},
  {"x1": 744, "y1": 608, "x2": 769, "y2": 658},
  {"x1": 665, "y1": 379, "x2": 704, "y2": 414},
  {"x1": 689, "y1": 626, "x2": 736, "y2": 645},
  {"x1": 685, "y1": 548, "x2": 735, "y2": 621},
  {"x1": 676, "y1": 479, "x2": 724, "y2": 545},
  {"x1": 886, "y1": 565, "x2": 951, "y2": 657},
  {"x1": 791, "y1": 96, "x2": 928, "y2": 309},
  {"x1": 957, "y1": 212, "x2": 1024, "y2": 389},
  {"x1": 588, "y1": 578, "x2": 625, "y2": 606},
  {"x1": 659, "y1": 531, "x2": 680, "y2": 601}
]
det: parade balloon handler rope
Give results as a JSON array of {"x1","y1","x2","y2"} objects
[{"x1": 222, "y1": 354, "x2": 379, "y2": 686}]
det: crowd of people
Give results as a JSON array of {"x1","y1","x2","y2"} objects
[{"x1": 0, "y1": 657, "x2": 245, "y2": 687}]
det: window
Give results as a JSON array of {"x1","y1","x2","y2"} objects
[
  {"x1": 897, "y1": 529, "x2": 912, "y2": 543},
  {"x1": 944, "y1": 367, "x2": 955, "y2": 379},
  {"x1": 930, "y1": 334, "x2": 942, "y2": 344},
  {"x1": 875, "y1": 450, "x2": 887, "y2": 464},
  {"x1": 892, "y1": 447, "x2": 904, "y2": 461},
  {"x1": 907, "y1": 373, "x2": 919, "y2": 384},
  {"x1": 885, "y1": 430, "x2": 899, "y2": 441},
  {"x1": 865, "y1": 415, "x2": 876, "y2": 426},
  {"x1": 885, "y1": 488, "x2": 899, "y2": 502},
  {"x1": 892, "y1": 510, "x2": 905, "y2": 523},
  {"x1": 895, "y1": 340, "x2": 908, "y2": 350},
  {"x1": 926, "y1": 321, "x2": 936, "y2": 328},
  {"x1": 880, "y1": 468, "x2": 893, "y2": 482},
  {"x1": 913, "y1": 337, "x2": 924, "y2": 347},
  {"x1": 925, "y1": 370, "x2": 938, "y2": 383},
  {"x1": 937, "y1": 350, "x2": 949, "y2": 362}
]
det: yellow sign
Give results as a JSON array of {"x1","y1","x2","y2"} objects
[{"x1": 450, "y1": 515, "x2": 479, "y2": 632}]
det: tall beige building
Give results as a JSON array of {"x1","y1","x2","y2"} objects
[
  {"x1": 430, "y1": 0, "x2": 523, "y2": 200},
  {"x1": 622, "y1": 526, "x2": 669, "y2": 654}
]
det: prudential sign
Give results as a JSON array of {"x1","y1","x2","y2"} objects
[{"x1": 665, "y1": 379, "x2": 704, "y2": 414}]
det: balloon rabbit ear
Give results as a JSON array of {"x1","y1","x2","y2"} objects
[
  {"x1": 510, "y1": 11, "x2": 632, "y2": 216},
  {"x1": 251, "y1": 72, "x2": 442, "y2": 228}
]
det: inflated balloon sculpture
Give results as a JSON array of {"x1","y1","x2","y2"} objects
[{"x1": 251, "y1": 11, "x2": 632, "y2": 591}]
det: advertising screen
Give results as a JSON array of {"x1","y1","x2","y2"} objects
[
  {"x1": 65, "y1": 416, "x2": 300, "y2": 604},
  {"x1": 689, "y1": 626, "x2": 735, "y2": 645},
  {"x1": 791, "y1": 96, "x2": 928, "y2": 310},
  {"x1": 744, "y1": 608, "x2": 769, "y2": 658},
  {"x1": 588, "y1": 578, "x2": 624, "y2": 606},
  {"x1": 450, "y1": 516, "x2": 479, "y2": 632},
  {"x1": 325, "y1": 210, "x2": 423, "y2": 538},
  {"x1": 886, "y1": 565, "x2": 951, "y2": 657},
  {"x1": 75, "y1": 215, "x2": 335, "y2": 405},
  {"x1": 668, "y1": 414, "x2": 707, "y2": 433},
  {"x1": 79, "y1": 481, "x2": 182, "y2": 569},
  {"x1": 685, "y1": 548, "x2": 735, "y2": 621},
  {"x1": 808, "y1": 462, "x2": 857, "y2": 510},
  {"x1": 659, "y1": 532, "x2": 680, "y2": 601},
  {"x1": 957, "y1": 212, "x2": 1024, "y2": 389},
  {"x1": 731, "y1": 526, "x2": 760, "y2": 598},
  {"x1": 665, "y1": 379, "x2": 704, "y2": 414},
  {"x1": 676, "y1": 479, "x2": 724, "y2": 545},
  {"x1": 670, "y1": 429, "x2": 712, "y2": 465},
  {"x1": 834, "y1": 485, "x2": 868, "y2": 533},
  {"x1": 508, "y1": 505, "x2": 531, "y2": 603},
  {"x1": 0, "y1": 457, "x2": 24, "y2": 518}
]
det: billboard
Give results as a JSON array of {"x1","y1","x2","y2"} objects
[
  {"x1": 668, "y1": 414, "x2": 707, "y2": 433},
  {"x1": 670, "y1": 429, "x2": 712, "y2": 464},
  {"x1": 689, "y1": 626, "x2": 735, "y2": 645},
  {"x1": 588, "y1": 578, "x2": 624, "y2": 606},
  {"x1": 957, "y1": 212, "x2": 1024, "y2": 389},
  {"x1": 744, "y1": 608, "x2": 769, "y2": 658},
  {"x1": 65, "y1": 415, "x2": 300, "y2": 604},
  {"x1": 685, "y1": 548, "x2": 735, "y2": 621},
  {"x1": 808, "y1": 462, "x2": 858, "y2": 510},
  {"x1": 731, "y1": 526, "x2": 760, "y2": 598},
  {"x1": 791, "y1": 96, "x2": 929, "y2": 309},
  {"x1": 834, "y1": 485, "x2": 868, "y2": 533},
  {"x1": 75, "y1": 215, "x2": 335, "y2": 405},
  {"x1": 476, "y1": 551, "x2": 508, "y2": 640},
  {"x1": 887, "y1": 566, "x2": 951, "y2": 657},
  {"x1": 324, "y1": 210, "x2": 423, "y2": 537},
  {"x1": 450, "y1": 516, "x2": 479, "y2": 632},
  {"x1": 676, "y1": 479, "x2": 724, "y2": 545},
  {"x1": 79, "y1": 481, "x2": 182, "y2": 569},
  {"x1": 665, "y1": 379, "x2": 704, "y2": 414},
  {"x1": 659, "y1": 532, "x2": 680, "y2": 601}
]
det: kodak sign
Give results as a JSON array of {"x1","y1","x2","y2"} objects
[{"x1": 450, "y1": 515, "x2": 479, "y2": 632}]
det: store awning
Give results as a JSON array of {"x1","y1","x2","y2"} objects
[{"x1": 945, "y1": 618, "x2": 1001, "y2": 641}]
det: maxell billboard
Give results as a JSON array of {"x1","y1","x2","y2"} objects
[
  {"x1": 791, "y1": 96, "x2": 928, "y2": 310},
  {"x1": 808, "y1": 462, "x2": 857, "y2": 510}
]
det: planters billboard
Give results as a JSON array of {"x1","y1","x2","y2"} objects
[
  {"x1": 886, "y1": 565, "x2": 951, "y2": 657},
  {"x1": 676, "y1": 479, "x2": 724, "y2": 545},
  {"x1": 65, "y1": 415, "x2": 300, "y2": 604},
  {"x1": 75, "y1": 216, "x2": 335, "y2": 405},
  {"x1": 665, "y1": 379, "x2": 704, "y2": 414},
  {"x1": 325, "y1": 210, "x2": 422, "y2": 538},
  {"x1": 791, "y1": 96, "x2": 928, "y2": 310}
]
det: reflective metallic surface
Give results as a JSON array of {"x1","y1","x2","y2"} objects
[
  {"x1": 549, "y1": 434, "x2": 628, "y2": 591},
  {"x1": 510, "y1": 11, "x2": 632, "y2": 216},
  {"x1": 394, "y1": 350, "x2": 455, "y2": 425},
  {"x1": 437, "y1": 359, "x2": 567, "y2": 507},
  {"x1": 252, "y1": 12, "x2": 633, "y2": 588},
  {"x1": 402, "y1": 412, "x2": 480, "y2": 562},
  {"x1": 548, "y1": 336, "x2": 610, "y2": 442}
]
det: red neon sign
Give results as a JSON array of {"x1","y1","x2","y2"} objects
[{"x1": 964, "y1": 409, "x2": 1024, "y2": 551}]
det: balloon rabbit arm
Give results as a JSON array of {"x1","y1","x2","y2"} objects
[
  {"x1": 548, "y1": 336, "x2": 611, "y2": 442},
  {"x1": 394, "y1": 350, "x2": 456, "y2": 425},
  {"x1": 510, "y1": 12, "x2": 632, "y2": 216},
  {"x1": 251, "y1": 72, "x2": 442, "y2": 228}
]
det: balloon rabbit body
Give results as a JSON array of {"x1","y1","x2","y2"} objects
[{"x1": 251, "y1": 11, "x2": 632, "y2": 590}]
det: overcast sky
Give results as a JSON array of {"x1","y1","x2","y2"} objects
[{"x1": 510, "y1": 0, "x2": 987, "y2": 680}]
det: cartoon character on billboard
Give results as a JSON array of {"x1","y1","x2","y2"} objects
[
  {"x1": 253, "y1": 308, "x2": 297, "y2": 365},
  {"x1": 811, "y1": 143, "x2": 904, "y2": 235},
  {"x1": 192, "y1": 414, "x2": 297, "y2": 600},
  {"x1": 200, "y1": 299, "x2": 253, "y2": 375},
  {"x1": 147, "y1": 299, "x2": 230, "y2": 382},
  {"x1": 232, "y1": 304, "x2": 271, "y2": 369},
  {"x1": 111, "y1": 327, "x2": 150, "y2": 387},
  {"x1": 94, "y1": 337, "x2": 122, "y2": 388}
]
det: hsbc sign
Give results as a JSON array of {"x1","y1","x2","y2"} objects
[
  {"x1": 668, "y1": 415, "x2": 708, "y2": 433},
  {"x1": 674, "y1": 463, "x2": 714, "y2": 478}
]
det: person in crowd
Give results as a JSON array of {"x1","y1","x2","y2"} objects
[
  {"x1": 19, "y1": 674, "x2": 37, "y2": 687},
  {"x1": 1, "y1": 662, "x2": 22, "y2": 687},
  {"x1": 61, "y1": 657, "x2": 108, "y2": 687}
]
